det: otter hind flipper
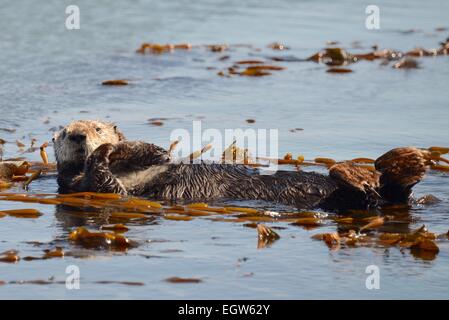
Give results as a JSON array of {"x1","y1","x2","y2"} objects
[
  {"x1": 329, "y1": 162, "x2": 380, "y2": 193},
  {"x1": 329, "y1": 162, "x2": 381, "y2": 207},
  {"x1": 375, "y1": 147, "x2": 432, "y2": 203}
]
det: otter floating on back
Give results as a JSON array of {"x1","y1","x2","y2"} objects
[{"x1": 53, "y1": 120, "x2": 433, "y2": 211}]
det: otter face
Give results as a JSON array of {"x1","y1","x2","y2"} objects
[{"x1": 53, "y1": 120, "x2": 125, "y2": 166}]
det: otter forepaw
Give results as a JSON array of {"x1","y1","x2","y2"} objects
[
  {"x1": 90, "y1": 143, "x2": 115, "y2": 162},
  {"x1": 85, "y1": 143, "x2": 115, "y2": 172}
]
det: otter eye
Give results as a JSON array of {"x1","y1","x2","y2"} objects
[
  {"x1": 96, "y1": 127, "x2": 102, "y2": 133},
  {"x1": 61, "y1": 130, "x2": 66, "y2": 139}
]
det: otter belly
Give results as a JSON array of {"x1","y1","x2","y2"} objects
[
  {"x1": 115, "y1": 163, "x2": 338, "y2": 209},
  {"x1": 114, "y1": 165, "x2": 170, "y2": 191}
]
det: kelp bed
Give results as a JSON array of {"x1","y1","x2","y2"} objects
[
  {"x1": 1, "y1": 143, "x2": 449, "y2": 266},
  {"x1": 100, "y1": 37, "x2": 449, "y2": 85}
]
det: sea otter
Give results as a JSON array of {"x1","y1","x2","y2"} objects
[{"x1": 53, "y1": 120, "x2": 433, "y2": 210}]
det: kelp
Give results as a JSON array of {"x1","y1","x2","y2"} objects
[
  {"x1": 102, "y1": 79, "x2": 129, "y2": 86},
  {"x1": 187, "y1": 144, "x2": 212, "y2": 162},
  {"x1": 164, "y1": 214, "x2": 193, "y2": 221},
  {"x1": 0, "y1": 209, "x2": 42, "y2": 218},
  {"x1": 40, "y1": 142, "x2": 49, "y2": 165},
  {"x1": 393, "y1": 58, "x2": 419, "y2": 69},
  {"x1": 165, "y1": 277, "x2": 202, "y2": 283},
  {"x1": 257, "y1": 224, "x2": 280, "y2": 249},
  {"x1": 0, "y1": 189, "x2": 447, "y2": 260},
  {"x1": 0, "y1": 250, "x2": 20, "y2": 263},
  {"x1": 359, "y1": 217, "x2": 385, "y2": 232},
  {"x1": 326, "y1": 68, "x2": 353, "y2": 73},
  {"x1": 69, "y1": 227, "x2": 132, "y2": 250},
  {"x1": 222, "y1": 140, "x2": 252, "y2": 164},
  {"x1": 136, "y1": 43, "x2": 192, "y2": 54},
  {"x1": 292, "y1": 217, "x2": 322, "y2": 227},
  {"x1": 311, "y1": 223, "x2": 441, "y2": 260},
  {"x1": 100, "y1": 224, "x2": 129, "y2": 233},
  {"x1": 207, "y1": 44, "x2": 228, "y2": 52},
  {"x1": 0, "y1": 161, "x2": 30, "y2": 179},
  {"x1": 23, "y1": 169, "x2": 42, "y2": 190},
  {"x1": 149, "y1": 120, "x2": 164, "y2": 126},
  {"x1": 43, "y1": 247, "x2": 64, "y2": 258},
  {"x1": 236, "y1": 60, "x2": 265, "y2": 65},
  {"x1": 268, "y1": 42, "x2": 289, "y2": 50},
  {"x1": 312, "y1": 232, "x2": 340, "y2": 248}
]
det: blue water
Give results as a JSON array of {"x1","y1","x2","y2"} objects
[{"x1": 0, "y1": 0, "x2": 449, "y2": 299}]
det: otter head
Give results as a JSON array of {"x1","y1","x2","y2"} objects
[{"x1": 53, "y1": 120, "x2": 125, "y2": 167}]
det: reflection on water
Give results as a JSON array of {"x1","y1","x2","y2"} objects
[{"x1": 1, "y1": 0, "x2": 449, "y2": 299}]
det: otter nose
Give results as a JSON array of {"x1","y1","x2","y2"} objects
[{"x1": 68, "y1": 134, "x2": 86, "y2": 143}]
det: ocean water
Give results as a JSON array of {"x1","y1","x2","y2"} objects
[{"x1": 0, "y1": 0, "x2": 448, "y2": 299}]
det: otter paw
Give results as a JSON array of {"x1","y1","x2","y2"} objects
[
  {"x1": 93, "y1": 143, "x2": 115, "y2": 160},
  {"x1": 86, "y1": 143, "x2": 115, "y2": 169}
]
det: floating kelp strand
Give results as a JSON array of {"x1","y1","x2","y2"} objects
[
  {"x1": 39, "y1": 142, "x2": 49, "y2": 165},
  {"x1": 314, "y1": 157, "x2": 337, "y2": 167},
  {"x1": 431, "y1": 164, "x2": 449, "y2": 172},
  {"x1": 292, "y1": 217, "x2": 322, "y2": 227},
  {"x1": 102, "y1": 79, "x2": 129, "y2": 86},
  {"x1": 0, "y1": 209, "x2": 42, "y2": 218},
  {"x1": 37, "y1": 198, "x2": 62, "y2": 205},
  {"x1": 224, "y1": 206, "x2": 259, "y2": 214},
  {"x1": 0, "y1": 181, "x2": 11, "y2": 190},
  {"x1": 57, "y1": 192, "x2": 123, "y2": 200},
  {"x1": 428, "y1": 146, "x2": 449, "y2": 154},
  {"x1": 236, "y1": 60, "x2": 265, "y2": 64},
  {"x1": 267, "y1": 42, "x2": 289, "y2": 50},
  {"x1": 393, "y1": 58, "x2": 419, "y2": 69},
  {"x1": 359, "y1": 217, "x2": 385, "y2": 233},
  {"x1": 0, "y1": 161, "x2": 30, "y2": 179},
  {"x1": 164, "y1": 208, "x2": 211, "y2": 217},
  {"x1": 165, "y1": 277, "x2": 202, "y2": 284},
  {"x1": 121, "y1": 198, "x2": 162, "y2": 209},
  {"x1": 22, "y1": 169, "x2": 42, "y2": 190},
  {"x1": 0, "y1": 251, "x2": 20, "y2": 263},
  {"x1": 69, "y1": 227, "x2": 132, "y2": 250},
  {"x1": 326, "y1": 68, "x2": 353, "y2": 73},
  {"x1": 43, "y1": 247, "x2": 64, "y2": 258},
  {"x1": 311, "y1": 232, "x2": 340, "y2": 248},
  {"x1": 164, "y1": 214, "x2": 193, "y2": 221},
  {"x1": 100, "y1": 224, "x2": 129, "y2": 233},
  {"x1": 257, "y1": 224, "x2": 280, "y2": 249}
]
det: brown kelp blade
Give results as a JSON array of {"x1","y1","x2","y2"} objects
[{"x1": 257, "y1": 224, "x2": 280, "y2": 249}]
